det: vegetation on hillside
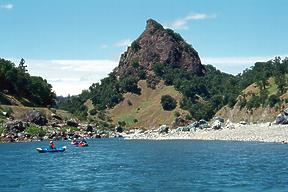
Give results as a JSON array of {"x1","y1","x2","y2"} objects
[
  {"x1": 235, "y1": 57, "x2": 288, "y2": 109},
  {"x1": 57, "y1": 57, "x2": 288, "y2": 122},
  {"x1": 0, "y1": 58, "x2": 56, "y2": 107}
]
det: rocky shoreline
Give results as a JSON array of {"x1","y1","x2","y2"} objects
[
  {"x1": 122, "y1": 123, "x2": 288, "y2": 143},
  {"x1": 2, "y1": 108, "x2": 288, "y2": 144},
  {"x1": 0, "y1": 110, "x2": 119, "y2": 143}
]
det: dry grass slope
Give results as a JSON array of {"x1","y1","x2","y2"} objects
[
  {"x1": 217, "y1": 77, "x2": 288, "y2": 123},
  {"x1": 107, "y1": 80, "x2": 188, "y2": 129}
]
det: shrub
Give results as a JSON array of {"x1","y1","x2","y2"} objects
[
  {"x1": 127, "y1": 100, "x2": 132, "y2": 106},
  {"x1": 161, "y1": 95, "x2": 177, "y2": 111},
  {"x1": 118, "y1": 121, "x2": 126, "y2": 127},
  {"x1": 246, "y1": 94, "x2": 261, "y2": 109},
  {"x1": 147, "y1": 75, "x2": 160, "y2": 89},
  {"x1": 120, "y1": 77, "x2": 141, "y2": 94},
  {"x1": 132, "y1": 61, "x2": 140, "y2": 68},
  {"x1": 174, "y1": 111, "x2": 181, "y2": 117},
  {"x1": 25, "y1": 124, "x2": 46, "y2": 137},
  {"x1": 131, "y1": 41, "x2": 141, "y2": 52},
  {"x1": 238, "y1": 97, "x2": 247, "y2": 109},
  {"x1": 89, "y1": 108, "x2": 98, "y2": 116},
  {"x1": 268, "y1": 94, "x2": 280, "y2": 107}
]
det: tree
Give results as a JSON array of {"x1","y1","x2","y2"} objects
[
  {"x1": 275, "y1": 74, "x2": 287, "y2": 94},
  {"x1": 161, "y1": 95, "x2": 177, "y2": 111},
  {"x1": 18, "y1": 58, "x2": 27, "y2": 73},
  {"x1": 268, "y1": 94, "x2": 280, "y2": 107}
]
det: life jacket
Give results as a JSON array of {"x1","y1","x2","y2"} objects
[{"x1": 50, "y1": 143, "x2": 56, "y2": 149}]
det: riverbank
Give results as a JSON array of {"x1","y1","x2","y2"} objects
[{"x1": 123, "y1": 123, "x2": 288, "y2": 143}]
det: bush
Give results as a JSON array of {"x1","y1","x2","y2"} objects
[
  {"x1": 161, "y1": 95, "x2": 177, "y2": 111},
  {"x1": 147, "y1": 75, "x2": 160, "y2": 89},
  {"x1": 131, "y1": 41, "x2": 141, "y2": 52},
  {"x1": 246, "y1": 94, "x2": 261, "y2": 109},
  {"x1": 89, "y1": 108, "x2": 97, "y2": 116},
  {"x1": 268, "y1": 94, "x2": 280, "y2": 107},
  {"x1": 132, "y1": 61, "x2": 140, "y2": 68},
  {"x1": 174, "y1": 111, "x2": 181, "y2": 117},
  {"x1": 25, "y1": 124, "x2": 46, "y2": 137},
  {"x1": 238, "y1": 97, "x2": 247, "y2": 109},
  {"x1": 118, "y1": 121, "x2": 126, "y2": 127},
  {"x1": 127, "y1": 100, "x2": 132, "y2": 106},
  {"x1": 120, "y1": 77, "x2": 141, "y2": 94}
]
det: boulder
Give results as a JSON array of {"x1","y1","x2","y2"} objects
[
  {"x1": 239, "y1": 121, "x2": 247, "y2": 125},
  {"x1": 25, "y1": 111, "x2": 48, "y2": 126},
  {"x1": 5, "y1": 120, "x2": 26, "y2": 133},
  {"x1": 212, "y1": 116, "x2": 224, "y2": 123},
  {"x1": 198, "y1": 119, "x2": 209, "y2": 129},
  {"x1": 176, "y1": 126, "x2": 190, "y2": 132},
  {"x1": 158, "y1": 125, "x2": 169, "y2": 134},
  {"x1": 275, "y1": 114, "x2": 288, "y2": 124},
  {"x1": 284, "y1": 108, "x2": 288, "y2": 116},
  {"x1": 51, "y1": 113, "x2": 62, "y2": 120},
  {"x1": 86, "y1": 125, "x2": 94, "y2": 132},
  {"x1": 211, "y1": 120, "x2": 222, "y2": 130},
  {"x1": 66, "y1": 119, "x2": 79, "y2": 127}
]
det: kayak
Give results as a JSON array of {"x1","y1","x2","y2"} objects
[
  {"x1": 36, "y1": 146, "x2": 66, "y2": 153},
  {"x1": 71, "y1": 141, "x2": 79, "y2": 145},
  {"x1": 78, "y1": 143, "x2": 88, "y2": 147}
]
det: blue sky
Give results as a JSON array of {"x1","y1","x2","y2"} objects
[{"x1": 1, "y1": 0, "x2": 287, "y2": 95}]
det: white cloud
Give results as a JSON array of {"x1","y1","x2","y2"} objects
[
  {"x1": 114, "y1": 38, "x2": 132, "y2": 47},
  {"x1": 202, "y1": 55, "x2": 287, "y2": 74},
  {"x1": 19, "y1": 59, "x2": 118, "y2": 96},
  {"x1": 167, "y1": 13, "x2": 216, "y2": 30},
  {"x1": 0, "y1": 3, "x2": 13, "y2": 10}
]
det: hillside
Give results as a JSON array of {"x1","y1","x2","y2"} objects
[
  {"x1": 57, "y1": 19, "x2": 288, "y2": 129},
  {"x1": 0, "y1": 58, "x2": 56, "y2": 107},
  {"x1": 217, "y1": 75, "x2": 288, "y2": 123},
  {"x1": 107, "y1": 80, "x2": 188, "y2": 129}
]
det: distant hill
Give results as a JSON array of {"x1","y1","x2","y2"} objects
[
  {"x1": 0, "y1": 58, "x2": 56, "y2": 107},
  {"x1": 216, "y1": 57, "x2": 288, "y2": 123},
  {"x1": 57, "y1": 19, "x2": 288, "y2": 128},
  {"x1": 114, "y1": 19, "x2": 206, "y2": 77}
]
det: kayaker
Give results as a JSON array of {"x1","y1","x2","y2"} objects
[
  {"x1": 80, "y1": 138, "x2": 87, "y2": 144},
  {"x1": 71, "y1": 138, "x2": 79, "y2": 145},
  {"x1": 49, "y1": 140, "x2": 56, "y2": 149}
]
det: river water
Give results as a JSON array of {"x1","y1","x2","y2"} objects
[{"x1": 0, "y1": 139, "x2": 288, "y2": 191}]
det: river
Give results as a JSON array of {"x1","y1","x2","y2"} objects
[{"x1": 0, "y1": 139, "x2": 288, "y2": 191}]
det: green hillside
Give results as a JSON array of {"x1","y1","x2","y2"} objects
[{"x1": 0, "y1": 58, "x2": 56, "y2": 107}]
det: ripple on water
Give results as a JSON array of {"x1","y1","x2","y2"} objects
[{"x1": 0, "y1": 139, "x2": 288, "y2": 192}]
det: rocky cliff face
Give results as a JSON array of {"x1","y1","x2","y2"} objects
[{"x1": 114, "y1": 19, "x2": 205, "y2": 77}]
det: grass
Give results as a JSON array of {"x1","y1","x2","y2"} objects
[
  {"x1": 25, "y1": 123, "x2": 46, "y2": 137},
  {"x1": 108, "y1": 80, "x2": 188, "y2": 128}
]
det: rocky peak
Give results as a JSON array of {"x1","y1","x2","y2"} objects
[
  {"x1": 114, "y1": 19, "x2": 206, "y2": 77},
  {"x1": 145, "y1": 19, "x2": 164, "y2": 32}
]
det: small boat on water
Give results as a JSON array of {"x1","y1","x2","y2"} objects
[
  {"x1": 78, "y1": 142, "x2": 88, "y2": 147},
  {"x1": 71, "y1": 141, "x2": 79, "y2": 145},
  {"x1": 36, "y1": 146, "x2": 66, "y2": 153}
]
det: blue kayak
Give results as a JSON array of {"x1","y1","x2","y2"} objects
[{"x1": 36, "y1": 146, "x2": 66, "y2": 153}]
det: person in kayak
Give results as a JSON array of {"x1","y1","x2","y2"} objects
[
  {"x1": 71, "y1": 138, "x2": 79, "y2": 145},
  {"x1": 49, "y1": 140, "x2": 56, "y2": 149},
  {"x1": 79, "y1": 138, "x2": 88, "y2": 146}
]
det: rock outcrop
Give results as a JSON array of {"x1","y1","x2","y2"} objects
[
  {"x1": 25, "y1": 111, "x2": 48, "y2": 126},
  {"x1": 114, "y1": 19, "x2": 205, "y2": 77}
]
